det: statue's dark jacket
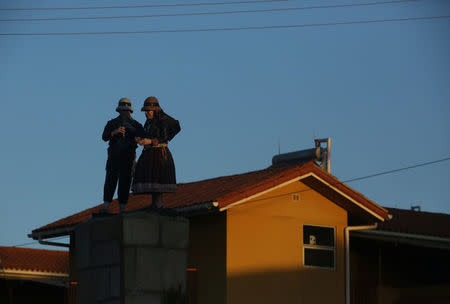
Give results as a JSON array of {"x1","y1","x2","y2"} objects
[
  {"x1": 142, "y1": 112, "x2": 181, "y2": 143},
  {"x1": 102, "y1": 115, "x2": 143, "y2": 205},
  {"x1": 102, "y1": 116, "x2": 144, "y2": 157}
]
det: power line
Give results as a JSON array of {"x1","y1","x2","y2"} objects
[
  {"x1": 0, "y1": 15, "x2": 448, "y2": 36},
  {"x1": 0, "y1": 0, "x2": 419, "y2": 22},
  {"x1": 248, "y1": 156, "x2": 450, "y2": 204},
  {"x1": 343, "y1": 157, "x2": 450, "y2": 183},
  {"x1": 0, "y1": 0, "x2": 288, "y2": 11},
  {"x1": 10, "y1": 241, "x2": 41, "y2": 247},
  {"x1": 11, "y1": 236, "x2": 69, "y2": 248}
]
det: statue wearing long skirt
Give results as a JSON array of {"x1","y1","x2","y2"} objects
[{"x1": 133, "y1": 96, "x2": 181, "y2": 208}]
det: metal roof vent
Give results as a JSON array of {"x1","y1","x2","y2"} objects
[{"x1": 272, "y1": 138, "x2": 331, "y2": 172}]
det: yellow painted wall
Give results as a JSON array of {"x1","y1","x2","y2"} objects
[{"x1": 226, "y1": 180, "x2": 347, "y2": 304}]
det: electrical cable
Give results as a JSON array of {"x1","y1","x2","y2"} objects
[
  {"x1": 343, "y1": 157, "x2": 450, "y2": 183},
  {"x1": 0, "y1": 15, "x2": 448, "y2": 36},
  {"x1": 0, "y1": 0, "x2": 289, "y2": 11},
  {"x1": 11, "y1": 236, "x2": 69, "y2": 248},
  {"x1": 0, "y1": 0, "x2": 419, "y2": 22},
  {"x1": 245, "y1": 156, "x2": 450, "y2": 204}
]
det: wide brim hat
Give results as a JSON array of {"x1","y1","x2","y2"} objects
[
  {"x1": 141, "y1": 96, "x2": 161, "y2": 112},
  {"x1": 116, "y1": 97, "x2": 134, "y2": 113}
]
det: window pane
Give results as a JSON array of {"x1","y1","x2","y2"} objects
[
  {"x1": 305, "y1": 248, "x2": 334, "y2": 268},
  {"x1": 303, "y1": 225, "x2": 334, "y2": 246}
]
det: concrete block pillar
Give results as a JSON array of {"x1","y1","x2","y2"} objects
[{"x1": 74, "y1": 211, "x2": 189, "y2": 304}]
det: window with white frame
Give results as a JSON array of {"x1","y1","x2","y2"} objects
[{"x1": 303, "y1": 225, "x2": 335, "y2": 269}]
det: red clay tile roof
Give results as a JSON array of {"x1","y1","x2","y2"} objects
[
  {"x1": 377, "y1": 208, "x2": 450, "y2": 239},
  {"x1": 0, "y1": 246, "x2": 69, "y2": 274},
  {"x1": 32, "y1": 161, "x2": 389, "y2": 236}
]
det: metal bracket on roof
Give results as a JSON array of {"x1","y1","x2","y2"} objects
[
  {"x1": 28, "y1": 226, "x2": 75, "y2": 241},
  {"x1": 314, "y1": 138, "x2": 331, "y2": 173},
  {"x1": 174, "y1": 201, "x2": 219, "y2": 216},
  {"x1": 38, "y1": 236, "x2": 70, "y2": 248}
]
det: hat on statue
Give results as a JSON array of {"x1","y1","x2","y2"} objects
[
  {"x1": 115, "y1": 97, "x2": 134, "y2": 113},
  {"x1": 141, "y1": 96, "x2": 161, "y2": 112}
]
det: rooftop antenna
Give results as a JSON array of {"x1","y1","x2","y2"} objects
[{"x1": 278, "y1": 139, "x2": 280, "y2": 155}]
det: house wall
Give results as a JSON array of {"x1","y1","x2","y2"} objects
[
  {"x1": 351, "y1": 237, "x2": 450, "y2": 304},
  {"x1": 188, "y1": 213, "x2": 227, "y2": 304},
  {"x1": 226, "y1": 180, "x2": 347, "y2": 304}
]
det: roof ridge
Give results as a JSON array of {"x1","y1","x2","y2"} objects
[
  {"x1": 177, "y1": 165, "x2": 290, "y2": 186},
  {"x1": 215, "y1": 162, "x2": 312, "y2": 207}
]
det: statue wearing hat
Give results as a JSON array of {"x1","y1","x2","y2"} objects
[
  {"x1": 101, "y1": 98, "x2": 144, "y2": 214},
  {"x1": 133, "y1": 96, "x2": 181, "y2": 208}
]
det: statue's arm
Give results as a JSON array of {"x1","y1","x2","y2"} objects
[
  {"x1": 102, "y1": 121, "x2": 113, "y2": 142},
  {"x1": 134, "y1": 122, "x2": 148, "y2": 145},
  {"x1": 163, "y1": 119, "x2": 181, "y2": 142},
  {"x1": 135, "y1": 121, "x2": 145, "y2": 138}
]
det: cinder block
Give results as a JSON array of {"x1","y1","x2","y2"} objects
[
  {"x1": 161, "y1": 217, "x2": 189, "y2": 249},
  {"x1": 124, "y1": 247, "x2": 137, "y2": 290},
  {"x1": 163, "y1": 249, "x2": 188, "y2": 292},
  {"x1": 125, "y1": 294, "x2": 162, "y2": 304},
  {"x1": 110, "y1": 265, "x2": 121, "y2": 298},
  {"x1": 75, "y1": 222, "x2": 91, "y2": 269},
  {"x1": 123, "y1": 213, "x2": 159, "y2": 246},
  {"x1": 91, "y1": 216, "x2": 122, "y2": 241},
  {"x1": 135, "y1": 248, "x2": 167, "y2": 291},
  {"x1": 92, "y1": 240, "x2": 120, "y2": 266},
  {"x1": 97, "y1": 268, "x2": 110, "y2": 301},
  {"x1": 76, "y1": 211, "x2": 190, "y2": 303},
  {"x1": 77, "y1": 269, "x2": 99, "y2": 303}
]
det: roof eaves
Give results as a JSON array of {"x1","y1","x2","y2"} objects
[
  {"x1": 218, "y1": 169, "x2": 310, "y2": 211},
  {"x1": 352, "y1": 229, "x2": 450, "y2": 250},
  {"x1": 0, "y1": 268, "x2": 69, "y2": 276},
  {"x1": 218, "y1": 161, "x2": 390, "y2": 221},
  {"x1": 29, "y1": 224, "x2": 76, "y2": 240},
  {"x1": 0, "y1": 269, "x2": 69, "y2": 282},
  {"x1": 307, "y1": 164, "x2": 390, "y2": 220},
  {"x1": 217, "y1": 162, "x2": 321, "y2": 210},
  {"x1": 31, "y1": 201, "x2": 221, "y2": 237}
]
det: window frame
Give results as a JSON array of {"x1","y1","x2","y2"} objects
[{"x1": 302, "y1": 224, "x2": 336, "y2": 270}]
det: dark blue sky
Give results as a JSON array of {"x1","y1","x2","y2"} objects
[{"x1": 1, "y1": 0, "x2": 449, "y2": 248}]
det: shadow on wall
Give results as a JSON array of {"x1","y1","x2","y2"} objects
[
  {"x1": 189, "y1": 268, "x2": 450, "y2": 304},
  {"x1": 226, "y1": 268, "x2": 345, "y2": 304},
  {"x1": 380, "y1": 285, "x2": 450, "y2": 304}
]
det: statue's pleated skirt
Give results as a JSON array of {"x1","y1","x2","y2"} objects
[{"x1": 132, "y1": 146, "x2": 177, "y2": 193}]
